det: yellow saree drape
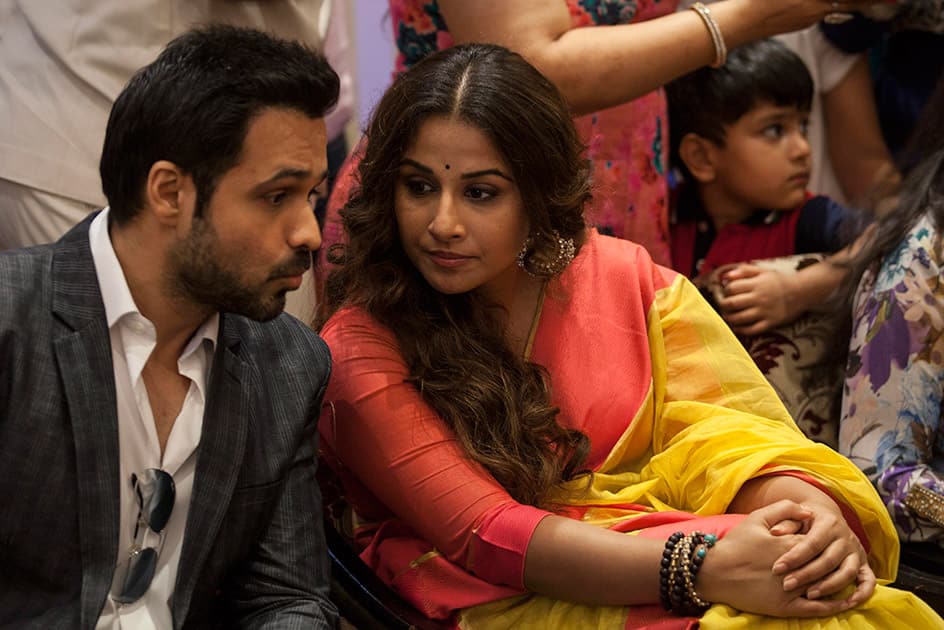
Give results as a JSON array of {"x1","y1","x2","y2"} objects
[{"x1": 458, "y1": 275, "x2": 942, "y2": 629}]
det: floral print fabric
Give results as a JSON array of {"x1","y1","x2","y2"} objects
[
  {"x1": 840, "y1": 211, "x2": 944, "y2": 544},
  {"x1": 388, "y1": 0, "x2": 677, "y2": 266}
]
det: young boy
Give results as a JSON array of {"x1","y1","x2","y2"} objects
[{"x1": 666, "y1": 39, "x2": 863, "y2": 337}]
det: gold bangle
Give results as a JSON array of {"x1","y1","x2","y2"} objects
[
  {"x1": 904, "y1": 484, "x2": 944, "y2": 528},
  {"x1": 690, "y1": 2, "x2": 727, "y2": 68}
]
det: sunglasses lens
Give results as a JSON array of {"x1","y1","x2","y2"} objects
[
  {"x1": 111, "y1": 547, "x2": 158, "y2": 604},
  {"x1": 133, "y1": 469, "x2": 176, "y2": 533}
]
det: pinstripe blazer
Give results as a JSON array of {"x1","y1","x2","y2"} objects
[{"x1": 0, "y1": 216, "x2": 338, "y2": 629}]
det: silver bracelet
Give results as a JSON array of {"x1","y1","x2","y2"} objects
[{"x1": 690, "y1": 2, "x2": 727, "y2": 68}]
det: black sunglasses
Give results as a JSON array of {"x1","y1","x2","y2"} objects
[{"x1": 110, "y1": 468, "x2": 176, "y2": 605}]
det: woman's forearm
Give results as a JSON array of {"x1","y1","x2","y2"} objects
[
  {"x1": 439, "y1": 0, "x2": 855, "y2": 116},
  {"x1": 729, "y1": 474, "x2": 844, "y2": 517},
  {"x1": 523, "y1": 514, "x2": 663, "y2": 604},
  {"x1": 823, "y1": 56, "x2": 896, "y2": 202}
]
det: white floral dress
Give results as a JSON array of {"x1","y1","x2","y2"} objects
[{"x1": 841, "y1": 211, "x2": 944, "y2": 544}]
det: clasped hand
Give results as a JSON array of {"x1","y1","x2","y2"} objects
[{"x1": 698, "y1": 500, "x2": 875, "y2": 617}]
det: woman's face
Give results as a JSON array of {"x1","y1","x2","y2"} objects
[{"x1": 394, "y1": 116, "x2": 531, "y2": 304}]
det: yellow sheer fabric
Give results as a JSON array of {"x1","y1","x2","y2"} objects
[{"x1": 457, "y1": 276, "x2": 942, "y2": 629}]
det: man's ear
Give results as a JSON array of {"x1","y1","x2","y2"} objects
[
  {"x1": 678, "y1": 133, "x2": 718, "y2": 184},
  {"x1": 145, "y1": 160, "x2": 195, "y2": 227}
]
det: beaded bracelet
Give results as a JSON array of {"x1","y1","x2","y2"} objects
[
  {"x1": 690, "y1": 2, "x2": 727, "y2": 68},
  {"x1": 659, "y1": 531, "x2": 718, "y2": 616},
  {"x1": 659, "y1": 531, "x2": 684, "y2": 610},
  {"x1": 680, "y1": 532, "x2": 717, "y2": 615}
]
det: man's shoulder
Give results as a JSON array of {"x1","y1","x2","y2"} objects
[
  {"x1": 0, "y1": 242, "x2": 55, "y2": 277},
  {"x1": 0, "y1": 244, "x2": 56, "y2": 312},
  {"x1": 224, "y1": 311, "x2": 330, "y2": 374},
  {"x1": 229, "y1": 311, "x2": 323, "y2": 345},
  {"x1": 1, "y1": 215, "x2": 95, "y2": 288}
]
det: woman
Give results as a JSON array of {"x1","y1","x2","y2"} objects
[
  {"x1": 840, "y1": 77, "x2": 944, "y2": 546},
  {"x1": 321, "y1": 0, "x2": 884, "y2": 272},
  {"x1": 319, "y1": 44, "x2": 941, "y2": 628}
]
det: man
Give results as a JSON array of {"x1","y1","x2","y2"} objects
[
  {"x1": 0, "y1": 26, "x2": 340, "y2": 629},
  {"x1": 0, "y1": 0, "x2": 333, "y2": 251}
]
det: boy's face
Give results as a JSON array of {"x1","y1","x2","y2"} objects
[{"x1": 710, "y1": 101, "x2": 812, "y2": 215}]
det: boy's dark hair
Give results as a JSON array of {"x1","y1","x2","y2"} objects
[
  {"x1": 100, "y1": 25, "x2": 340, "y2": 225},
  {"x1": 666, "y1": 38, "x2": 814, "y2": 181}
]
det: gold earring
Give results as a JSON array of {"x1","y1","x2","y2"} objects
[{"x1": 516, "y1": 231, "x2": 575, "y2": 277}]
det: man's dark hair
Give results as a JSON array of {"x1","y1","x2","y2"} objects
[
  {"x1": 666, "y1": 38, "x2": 814, "y2": 179},
  {"x1": 100, "y1": 24, "x2": 340, "y2": 225}
]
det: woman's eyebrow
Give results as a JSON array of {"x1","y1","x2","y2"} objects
[
  {"x1": 399, "y1": 158, "x2": 433, "y2": 173},
  {"x1": 461, "y1": 168, "x2": 513, "y2": 182}
]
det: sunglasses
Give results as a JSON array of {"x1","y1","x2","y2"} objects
[{"x1": 110, "y1": 468, "x2": 176, "y2": 605}]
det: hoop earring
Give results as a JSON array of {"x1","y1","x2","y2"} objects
[
  {"x1": 516, "y1": 231, "x2": 575, "y2": 278},
  {"x1": 515, "y1": 236, "x2": 533, "y2": 270}
]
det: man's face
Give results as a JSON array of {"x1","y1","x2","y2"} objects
[{"x1": 169, "y1": 107, "x2": 328, "y2": 321}]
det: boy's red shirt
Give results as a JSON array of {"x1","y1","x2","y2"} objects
[{"x1": 671, "y1": 204, "x2": 805, "y2": 279}]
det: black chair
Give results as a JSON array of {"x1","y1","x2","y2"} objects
[
  {"x1": 325, "y1": 520, "x2": 451, "y2": 630},
  {"x1": 892, "y1": 542, "x2": 944, "y2": 616},
  {"x1": 318, "y1": 447, "x2": 444, "y2": 628}
]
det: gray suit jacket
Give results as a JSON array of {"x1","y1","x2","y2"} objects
[{"x1": 0, "y1": 216, "x2": 338, "y2": 629}]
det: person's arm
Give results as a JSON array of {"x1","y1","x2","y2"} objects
[
  {"x1": 322, "y1": 318, "x2": 864, "y2": 616},
  {"x1": 526, "y1": 499, "x2": 869, "y2": 616},
  {"x1": 651, "y1": 268, "x2": 892, "y2": 596},
  {"x1": 321, "y1": 310, "x2": 548, "y2": 587},
  {"x1": 321, "y1": 309, "x2": 858, "y2": 615},
  {"x1": 438, "y1": 0, "x2": 875, "y2": 116},
  {"x1": 717, "y1": 200, "x2": 871, "y2": 334},
  {"x1": 823, "y1": 56, "x2": 897, "y2": 202},
  {"x1": 714, "y1": 260, "x2": 843, "y2": 334},
  {"x1": 716, "y1": 243, "x2": 864, "y2": 335}
]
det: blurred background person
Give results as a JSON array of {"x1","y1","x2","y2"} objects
[
  {"x1": 0, "y1": 0, "x2": 333, "y2": 251},
  {"x1": 840, "y1": 76, "x2": 944, "y2": 549}
]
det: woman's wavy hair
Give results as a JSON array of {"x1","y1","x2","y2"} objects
[
  {"x1": 322, "y1": 43, "x2": 593, "y2": 508},
  {"x1": 841, "y1": 76, "x2": 944, "y2": 306}
]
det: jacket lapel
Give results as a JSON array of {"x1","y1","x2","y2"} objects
[
  {"x1": 50, "y1": 216, "x2": 121, "y2": 630},
  {"x1": 173, "y1": 317, "x2": 251, "y2": 626}
]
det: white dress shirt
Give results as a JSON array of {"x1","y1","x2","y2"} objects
[{"x1": 90, "y1": 208, "x2": 219, "y2": 629}]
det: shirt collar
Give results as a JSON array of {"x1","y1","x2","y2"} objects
[{"x1": 89, "y1": 207, "x2": 220, "y2": 351}]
